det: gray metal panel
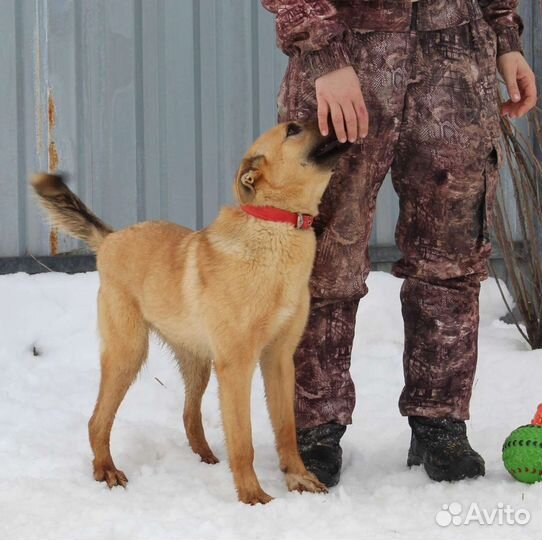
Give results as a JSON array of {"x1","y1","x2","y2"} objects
[
  {"x1": 47, "y1": 0, "x2": 82, "y2": 253},
  {"x1": 0, "y1": 0, "x2": 539, "y2": 258},
  {"x1": 1, "y1": 0, "x2": 49, "y2": 257},
  {"x1": 0, "y1": 0, "x2": 20, "y2": 256},
  {"x1": 78, "y1": 0, "x2": 140, "y2": 230},
  {"x1": 372, "y1": 175, "x2": 399, "y2": 248}
]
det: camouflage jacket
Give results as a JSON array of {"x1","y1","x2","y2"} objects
[{"x1": 262, "y1": 0, "x2": 523, "y2": 79}]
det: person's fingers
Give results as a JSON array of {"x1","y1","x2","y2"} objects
[
  {"x1": 515, "y1": 73, "x2": 538, "y2": 117},
  {"x1": 356, "y1": 93, "x2": 369, "y2": 138},
  {"x1": 329, "y1": 102, "x2": 347, "y2": 143},
  {"x1": 502, "y1": 100, "x2": 525, "y2": 118},
  {"x1": 502, "y1": 73, "x2": 538, "y2": 118},
  {"x1": 317, "y1": 97, "x2": 330, "y2": 136},
  {"x1": 501, "y1": 62, "x2": 521, "y2": 103},
  {"x1": 500, "y1": 100, "x2": 515, "y2": 117},
  {"x1": 341, "y1": 101, "x2": 358, "y2": 142}
]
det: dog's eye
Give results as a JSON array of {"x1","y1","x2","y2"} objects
[{"x1": 286, "y1": 123, "x2": 302, "y2": 137}]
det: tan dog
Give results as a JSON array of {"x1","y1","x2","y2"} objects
[{"x1": 31, "y1": 120, "x2": 350, "y2": 504}]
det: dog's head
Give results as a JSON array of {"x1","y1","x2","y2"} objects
[{"x1": 233, "y1": 121, "x2": 351, "y2": 215}]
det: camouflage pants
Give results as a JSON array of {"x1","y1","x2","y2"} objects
[{"x1": 278, "y1": 18, "x2": 501, "y2": 428}]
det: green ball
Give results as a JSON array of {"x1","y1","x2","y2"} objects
[{"x1": 502, "y1": 425, "x2": 542, "y2": 484}]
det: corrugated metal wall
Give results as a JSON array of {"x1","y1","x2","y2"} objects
[
  {"x1": 0, "y1": 0, "x2": 539, "y2": 259},
  {"x1": 1, "y1": 0, "x2": 287, "y2": 257}
]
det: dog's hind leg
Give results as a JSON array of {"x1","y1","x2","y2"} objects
[
  {"x1": 172, "y1": 347, "x2": 219, "y2": 464},
  {"x1": 88, "y1": 285, "x2": 149, "y2": 488}
]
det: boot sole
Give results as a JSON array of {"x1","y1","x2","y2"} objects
[
  {"x1": 407, "y1": 453, "x2": 422, "y2": 468},
  {"x1": 304, "y1": 464, "x2": 341, "y2": 488},
  {"x1": 408, "y1": 452, "x2": 485, "y2": 482}
]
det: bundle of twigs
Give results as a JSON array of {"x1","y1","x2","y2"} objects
[{"x1": 493, "y1": 106, "x2": 542, "y2": 349}]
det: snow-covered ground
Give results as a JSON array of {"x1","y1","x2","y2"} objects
[{"x1": 0, "y1": 270, "x2": 541, "y2": 540}]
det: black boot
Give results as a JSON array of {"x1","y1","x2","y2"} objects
[
  {"x1": 297, "y1": 423, "x2": 346, "y2": 488},
  {"x1": 407, "y1": 416, "x2": 485, "y2": 481}
]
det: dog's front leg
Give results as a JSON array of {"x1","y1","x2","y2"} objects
[
  {"x1": 215, "y1": 352, "x2": 272, "y2": 505},
  {"x1": 260, "y1": 300, "x2": 327, "y2": 495}
]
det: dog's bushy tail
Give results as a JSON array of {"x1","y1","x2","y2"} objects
[{"x1": 31, "y1": 173, "x2": 113, "y2": 251}]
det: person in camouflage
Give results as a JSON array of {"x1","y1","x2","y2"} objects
[{"x1": 262, "y1": 0, "x2": 537, "y2": 486}]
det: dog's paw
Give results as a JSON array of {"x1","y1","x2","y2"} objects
[
  {"x1": 285, "y1": 471, "x2": 328, "y2": 494},
  {"x1": 93, "y1": 464, "x2": 128, "y2": 488},
  {"x1": 238, "y1": 488, "x2": 274, "y2": 505},
  {"x1": 198, "y1": 450, "x2": 219, "y2": 465}
]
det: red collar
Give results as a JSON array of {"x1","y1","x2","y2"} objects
[{"x1": 240, "y1": 205, "x2": 314, "y2": 230}]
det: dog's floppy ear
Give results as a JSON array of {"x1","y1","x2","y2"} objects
[{"x1": 234, "y1": 155, "x2": 264, "y2": 204}]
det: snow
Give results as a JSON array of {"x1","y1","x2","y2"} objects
[{"x1": 0, "y1": 270, "x2": 541, "y2": 540}]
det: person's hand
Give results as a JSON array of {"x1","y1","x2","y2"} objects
[
  {"x1": 315, "y1": 66, "x2": 368, "y2": 142},
  {"x1": 497, "y1": 52, "x2": 537, "y2": 118}
]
